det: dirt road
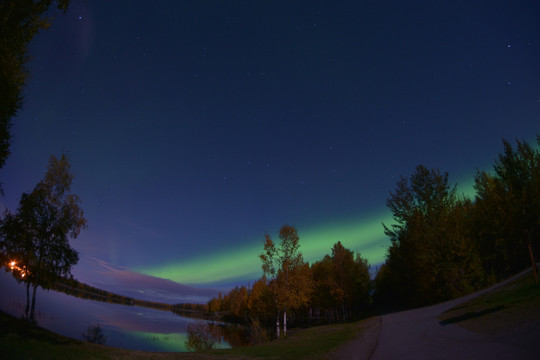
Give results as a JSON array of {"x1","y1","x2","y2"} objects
[
  {"x1": 370, "y1": 299, "x2": 534, "y2": 359},
  {"x1": 370, "y1": 271, "x2": 537, "y2": 360}
]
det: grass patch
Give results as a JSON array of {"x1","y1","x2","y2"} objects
[
  {"x1": 209, "y1": 321, "x2": 365, "y2": 360},
  {"x1": 0, "y1": 309, "x2": 367, "y2": 360},
  {"x1": 438, "y1": 272, "x2": 540, "y2": 337}
]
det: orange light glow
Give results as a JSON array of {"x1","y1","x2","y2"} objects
[{"x1": 8, "y1": 260, "x2": 28, "y2": 278}]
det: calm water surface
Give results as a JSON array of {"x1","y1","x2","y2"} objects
[{"x1": 0, "y1": 272, "x2": 230, "y2": 352}]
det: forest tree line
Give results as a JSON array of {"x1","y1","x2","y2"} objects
[
  {"x1": 375, "y1": 135, "x2": 540, "y2": 309},
  {"x1": 207, "y1": 236, "x2": 371, "y2": 337},
  {"x1": 206, "y1": 135, "x2": 540, "y2": 339}
]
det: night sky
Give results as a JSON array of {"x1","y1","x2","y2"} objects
[{"x1": 2, "y1": 1, "x2": 540, "y2": 289}]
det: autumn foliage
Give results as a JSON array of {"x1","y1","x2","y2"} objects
[{"x1": 207, "y1": 226, "x2": 371, "y2": 338}]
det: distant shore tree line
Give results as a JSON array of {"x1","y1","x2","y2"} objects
[
  {"x1": 55, "y1": 277, "x2": 172, "y2": 311},
  {"x1": 203, "y1": 135, "x2": 540, "y2": 340},
  {"x1": 53, "y1": 277, "x2": 135, "y2": 306}
]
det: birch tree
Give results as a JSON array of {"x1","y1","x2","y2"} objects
[
  {"x1": 0, "y1": 154, "x2": 86, "y2": 320},
  {"x1": 260, "y1": 225, "x2": 311, "y2": 337}
]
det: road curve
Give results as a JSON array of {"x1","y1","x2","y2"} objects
[{"x1": 370, "y1": 271, "x2": 537, "y2": 360}]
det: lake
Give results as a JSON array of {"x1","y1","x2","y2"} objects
[{"x1": 0, "y1": 271, "x2": 231, "y2": 352}]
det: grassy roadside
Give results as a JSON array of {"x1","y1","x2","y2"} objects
[
  {"x1": 438, "y1": 271, "x2": 540, "y2": 350},
  {"x1": 206, "y1": 319, "x2": 373, "y2": 360},
  {"x1": 0, "y1": 309, "x2": 371, "y2": 360}
]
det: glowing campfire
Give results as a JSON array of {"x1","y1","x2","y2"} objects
[{"x1": 8, "y1": 260, "x2": 28, "y2": 278}]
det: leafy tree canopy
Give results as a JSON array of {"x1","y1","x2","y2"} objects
[
  {"x1": 0, "y1": 153, "x2": 86, "y2": 319},
  {"x1": 0, "y1": 0, "x2": 71, "y2": 185}
]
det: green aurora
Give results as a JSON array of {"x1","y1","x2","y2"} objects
[
  {"x1": 138, "y1": 211, "x2": 394, "y2": 285},
  {"x1": 137, "y1": 174, "x2": 479, "y2": 285},
  {"x1": 129, "y1": 330, "x2": 230, "y2": 352}
]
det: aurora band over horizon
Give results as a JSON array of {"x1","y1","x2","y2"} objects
[
  {"x1": 136, "y1": 175, "x2": 479, "y2": 286},
  {"x1": 137, "y1": 211, "x2": 394, "y2": 285}
]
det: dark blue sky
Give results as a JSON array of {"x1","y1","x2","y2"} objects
[{"x1": 3, "y1": 1, "x2": 539, "y2": 287}]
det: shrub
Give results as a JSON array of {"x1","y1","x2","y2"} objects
[
  {"x1": 185, "y1": 321, "x2": 222, "y2": 351},
  {"x1": 82, "y1": 322, "x2": 107, "y2": 344}
]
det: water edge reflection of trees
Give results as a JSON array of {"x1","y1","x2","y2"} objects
[{"x1": 185, "y1": 321, "x2": 250, "y2": 351}]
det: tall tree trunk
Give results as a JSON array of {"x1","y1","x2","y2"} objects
[
  {"x1": 283, "y1": 308, "x2": 287, "y2": 337},
  {"x1": 276, "y1": 310, "x2": 280, "y2": 339},
  {"x1": 30, "y1": 284, "x2": 38, "y2": 321},
  {"x1": 25, "y1": 281, "x2": 30, "y2": 319}
]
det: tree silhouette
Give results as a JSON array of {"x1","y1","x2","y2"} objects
[
  {"x1": 0, "y1": 154, "x2": 86, "y2": 320},
  {"x1": 311, "y1": 242, "x2": 371, "y2": 321},
  {"x1": 381, "y1": 165, "x2": 483, "y2": 307},
  {"x1": 472, "y1": 136, "x2": 540, "y2": 280},
  {"x1": 0, "y1": 0, "x2": 71, "y2": 188},
  {"x1": 0, "y1": 210, "x2": 36, "y2": 317}
]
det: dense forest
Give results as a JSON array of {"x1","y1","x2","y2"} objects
[
  {"x1": 204, "y1": 135, "x2": 540, "y2": 340},
  {"x1": 376, "y1": 135, "x2": 540, "y2": 309}
]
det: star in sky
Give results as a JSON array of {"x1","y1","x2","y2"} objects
[{"x1": 1, "y1": 0, "x2": 539, "y2": 288}]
